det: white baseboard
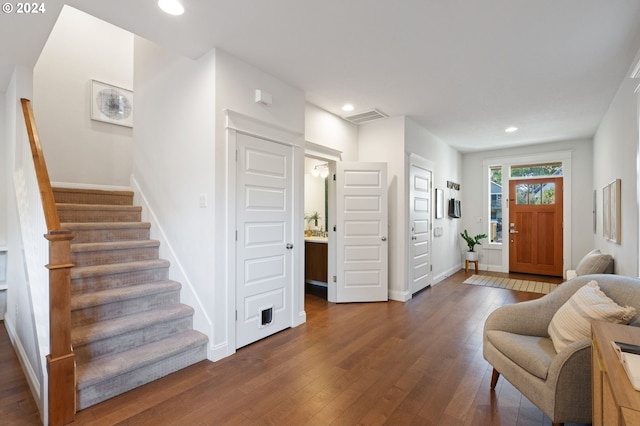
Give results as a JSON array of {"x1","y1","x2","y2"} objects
[
  {"x1": 389, "y1": 289, "x2": 411, "y2": 302},
  {"x1": 51, "y1": 181, "x2": 132, "y2": 191},
  {"x1": 4, "y1": 318, "x2": 43, "y2": 419}
]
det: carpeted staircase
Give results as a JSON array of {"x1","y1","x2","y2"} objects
[{"x1": 53, "y1": 187, "x2": 209, "y2": 410}]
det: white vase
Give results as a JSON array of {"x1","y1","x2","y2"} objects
[{"x1": 466, "y1": 251, "x2": 479, "y2": 261}]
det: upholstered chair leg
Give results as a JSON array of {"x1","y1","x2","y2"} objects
[{"x1": 490, "y1": 368, "x2": 500, "y2": 389}]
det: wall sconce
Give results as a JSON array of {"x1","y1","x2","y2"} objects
[{"x1": 311, "y1": 163, "x2": 329, "y2": 178}]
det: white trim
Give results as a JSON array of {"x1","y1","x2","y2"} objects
[
  {"x1": 389, "y1": 288, "x2": 411, "y2": 302},
  {"x1": 303, "y1": 149, "x2": 338, "y2": 303},
  {"x1": 4, "y1": 318, "x2": 43, "y2": 419},
  {"x1": 407, "y1": 153, "x2": 435, "y2": 298},
  {"x1": 225, "y1": 110, "x2": 305, "y2": 355},
  {"x1": 305, "y1": 141, "x2": 343, "y2": 162},
  {"x1": 50, "y1": 181, "x2": 132, "y2": 191},
  {"x1": 224, "y1": 109, "x2": 302, "y2": 146},
  {"x1": 432, "y1": 264, "x2": 463, "y2": 285}
]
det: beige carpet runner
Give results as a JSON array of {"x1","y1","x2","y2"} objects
[{"x1": 463, "y1": 274, "x2": 559, "y2": 295}]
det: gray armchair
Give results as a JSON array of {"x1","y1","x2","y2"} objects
[{"x1": 483, "y1": 274, "x2": 640, "y2": 425}]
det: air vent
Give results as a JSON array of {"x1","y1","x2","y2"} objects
[{"x1": 344, "y1": 109, "x2": 388, "y2": 125}]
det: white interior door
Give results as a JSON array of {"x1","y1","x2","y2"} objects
[
  {"x1": 236, "y1": 134, "x2": 293, "y2": 348},
  {"x1": 410, "y1": 163, "x2": 432, "y2": 293},
  {"x1": 336, "y1": 162, "x2": 388, "y2": 302}
]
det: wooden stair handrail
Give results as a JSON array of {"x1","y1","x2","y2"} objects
[
  {"x1": 20, "y1": 98, "x2": 61, "y2": 232},
  {"x1": 20, "y1": 98, "x2": 76, "y2": 426}
]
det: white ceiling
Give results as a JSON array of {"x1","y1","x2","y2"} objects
[{"x1": 2, "y1": 0, "x2": 640, "y2": 152}]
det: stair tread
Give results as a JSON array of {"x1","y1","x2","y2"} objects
[
  {"x1": 72, "y1": 303, "x2": 194, "y2": 346},
  {"x1": 76, "y1": 330, "x2": 208, "y2": 389},
  {"x1": 71, "y1": 240, "x2": 160, "y2": 253},
  {"x1": 62, "y1": 222, "x2": 150, "y2": 229},
  {"x1": 71, "y1": 280, "x2": 181, "y2": 310},
  {"x1": 57, "y1": 203, "x2": 142, "y2": 211},
  {"x1": 53, "y1": 187, "x2": 134, "y2": 196},
  {"x1": 71, "y1": 259, "x2": 170, "y2": 278}
]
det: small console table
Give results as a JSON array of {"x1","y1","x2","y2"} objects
[{"x1": 592, "y1": 321, "x2": 640, "y2": 425}]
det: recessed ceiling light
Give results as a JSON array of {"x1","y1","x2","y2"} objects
[
  {"x1": 505, "y1": 126, "x2": 518, "y2": 133},
  {"x1": 341, "y1": 103, "x2": 355, "y2": 112},
  {"x1": 158, "y1": 0, "x2": 184, "y2": 15}
]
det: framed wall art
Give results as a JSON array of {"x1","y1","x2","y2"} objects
[
  {"x1": 603, "y1": 179, "x2": 621, "y2": 243},
  {"x1": 435, "y1": 188, "x2": 444, "y2": 219},
  {"x1": 90, "y1": 80, "x2": 133, "y2": 127},
  {"x1": 603, "y1": 184, "x2": 610, "y2": 240},
  {"x1": 609, "y1": 179, "x2": 621, "y2": 243}
]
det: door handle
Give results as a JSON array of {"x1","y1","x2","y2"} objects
[
  {"x1": 411, "y1": 236, "x2": 417, "y2": 240},
  {"x1": 509, "y1": 230, "x2": 518, "y2": 234},
  {"x1": 381, "y1": 236, "x2": 387, "y2": 242},
  {"x1": 286, "y1": 243, "x2": 294, "y2": 249}
]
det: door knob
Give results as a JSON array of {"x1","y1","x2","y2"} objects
[
  {"x1": 286, "y1": 243, "x2": 294, "y2": 249},
  {"x1": 381, "y1": 236, "x2": 387, "y2": 241},
  {"x1": 510, "y1": 230, "x2": 518, "y2": 234},
  {"x1": 411, "y1": 236, "x2": 417, "y2": 240}
]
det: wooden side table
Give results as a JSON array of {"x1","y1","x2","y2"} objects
[
  {"x1": 465, "y1": 259, "x2": 478, "y2": 273},
  {"x1": 592, "y1": 321, "x2": 640, "y2": 425}
]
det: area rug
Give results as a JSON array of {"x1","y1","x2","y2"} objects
[{"x1": 463, "y1": 274, "x2": 559, "y2": 295}]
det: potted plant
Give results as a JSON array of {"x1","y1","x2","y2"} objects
[
  {"x1": 305, "y1": 211, "x2": 321, "y2": 228},
  {"x1": 460, "y1": 230, "x2": 488, "y2": 261}
]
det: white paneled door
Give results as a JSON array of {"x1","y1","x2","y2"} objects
[
  {"x1": 410, "y1": 162, "x2": 432, "y2": 294},
  {"x1": 236, "y1": 134, "x2": 293, "y2": 348},
  {"x1": 336, "y1": 162, "x2": 388, "y2": 302}
]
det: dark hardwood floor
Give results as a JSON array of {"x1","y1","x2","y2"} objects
[{"x1": 2, "y1": 270, "x2": 587, "y2": 425}]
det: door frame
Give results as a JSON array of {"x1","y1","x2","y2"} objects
[
  {"x1": 482, "y1": 150, "x2": 573, "y2": 276},
  {"x1": 305, "y1": 141, "x2": 342, "y2": 302},
  {"x1": 224, "y1": 110, "x2": 305, "y2": 356},
  {"x1": 407, "y1": 153, "x2": 435, "y2": 297}
]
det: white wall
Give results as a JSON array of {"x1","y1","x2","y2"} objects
[
  {"x1": 461, "y1": 139, "x2": 594, "y2": 274},
  {"x1": 593, "y1": 68, "x2": 639, "y2": 276},
  {"x1": 133, "y1": 37, "x2": 217, "y2": 357},
  {"x1": 134, "y1": 43, "x2": 306, "y2": 360},
  {"x1": 405, "y1": 118, "x2": 463, "y2": 281},
  {"x1": 0, "y1": 90, "x2": 5, "y2": 318},
  {"x1": 4, "y1": 66, "x2": 47, "y2": 424},
  {"x1": 0, "y1": 91, "x2": 6, "y2": 247},
  {"x1": 33, "y1": 6, "x2": 133, "y2": 187},
  {"x1": 358, "y1": 116, "x2": 407, "y2": 300},
  {"x1": 305, "y1": 103, "x2": 358, "y2": 161},
  {"x1": 213, "y1": 49, "x2": 306, "y2": 358}
]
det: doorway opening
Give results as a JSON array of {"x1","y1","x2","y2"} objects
[{"x1": 304, "y1": 157, "x2": 334, "y2": 300}]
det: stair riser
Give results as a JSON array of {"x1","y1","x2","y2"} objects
[
  {"x1": 77, "y1": 344, "x2": 207, "y2": 410},
  {"x1": 58, "y1": 209, "x2": 141, "y2": 223},
  {"x1": 72, "y1": 290, "x2": 181, "y2": 327},
  {"x1": 53, "y1": 187, "x2": 209, "y2": 410},
  {"x1": 74, "y1": 316, "x2": 194, "y2": 364},
  {"x1": 68, "y1": 228, "x2": 150, "y2": 244},
  {"x1": 72, "y1": 268, "x2": 169, "y2": 295},
  {"x1": 72, "y1": 247, "x2": 159, "y2": 267},
  {"x1": 53, "y1": 189, "x2": 133, "y2": 206}
]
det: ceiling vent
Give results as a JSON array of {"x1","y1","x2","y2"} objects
[{"x1": 344, "y1": 109, "x2": 388, "y2": 125}]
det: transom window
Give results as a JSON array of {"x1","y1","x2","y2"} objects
[{"x1": 510, "y1": 162, "x2": 562, "y2": 178}]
